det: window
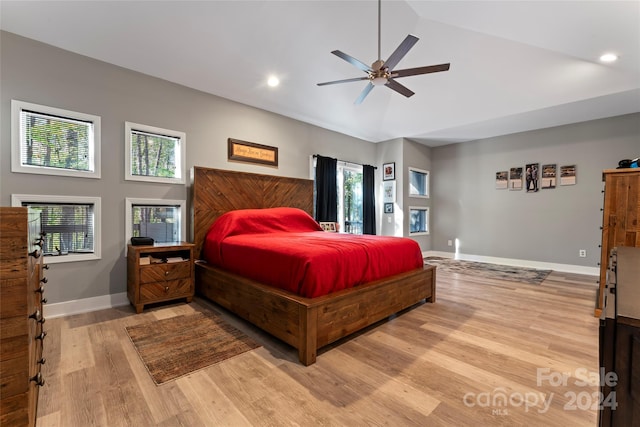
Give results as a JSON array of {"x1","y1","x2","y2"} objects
[
  {"x1": 11, "y1": 100, "x2": 101, "y2": 178},
  {"x1": 125, "y1": 122, "x2": 186, "y2": 184},
  {"x1": 125, "y1": 198, "x2": 186, "y2": 250},
  {"x1": 337, "y1": 163, "x2": 363, "y2": 234},
  {"x1": 11, "y1": 194, "x2": 102, "y2": 263},
  {"x1": 409, "y1": 167, "x2": 429, "y2": 198},
  {"x1": 409, "y1": 206, "x2": 429, "y2": 235},
  {"x1": 310, "y1": 157, "x2": 364, "y2": 235}
]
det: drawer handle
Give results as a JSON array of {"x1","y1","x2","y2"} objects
[
  {"x1": 29, "y1": 249, "x2": 41, "y2": 259},
  {"x1": 43, "y1": 264, "x2": 50, "y2": 270},
  {"x1": 30, "y1": 372, "x2": 45, "y2": 387},
  {"x1": 41, "y1": 298, "x2": 48, "y2": 304},
  {"x1": 38, "y1": 357, "x2": 46, "y2": 365},
  {"x1": 165, "y1": 271, "x2": 169, "y2": 276},
  {"x1": 35, "y1": 331, "x2": 47, "y2": 341},
  {"x1": 29, "y1": 310, "x2": 42, "y2": 322},
  {"x1": 36, "y1": 285, "x2": 45, "y2": 294},
  {"x1": 40, "y1": 277, "x2": 48, "y2": 284},
  {"x1": 164, "y1": 286, "x2": 169, "y2": 292},
  {"x1": 38, "y1": 317, "x2": 46, "y2": 325}
]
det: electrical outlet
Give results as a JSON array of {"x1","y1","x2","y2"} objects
[
  {"x1": 579, "y1": 249, "x2": 587, "y2": 258},
  {"x1": 447, "y1": 240, "x2": 453, "y2": 246}
]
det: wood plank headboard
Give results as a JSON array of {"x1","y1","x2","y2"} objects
[{"x1": 191, "y1": 166, "x2": 314, "y2": 259}]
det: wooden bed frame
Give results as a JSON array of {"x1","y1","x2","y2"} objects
[{"x1": 192, "y1": 166, "x2": 436, "y2": 365}]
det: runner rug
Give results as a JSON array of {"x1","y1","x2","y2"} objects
[
  {"x1": 126, "y1": 312, "x2": 261, "y2": 385},
  {"x1": 424, "y1": 256, "x2": 551, "y2": 285}
]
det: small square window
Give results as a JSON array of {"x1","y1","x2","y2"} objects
[
  {"x1": 125, "y1": 122, "x2": 186, "y2": 184},
  {"x1": 12, "y1": 194, "x2": 101, "y2": 264},
  {"x1": 11, "y1": 100, "x2": 101, "y2": 178},
  {"x1": 125, "y1": 198, "x2": 186, "y2": 252},
  {"x1": 409, "y1": 167, "x2": 429, "y2": 198},
  {"x1": 409, "y1": 206, "x2": 429, "y2": 235}
]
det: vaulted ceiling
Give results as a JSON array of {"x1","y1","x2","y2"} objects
[{"x1": 2, "y1": 1, "x2": 638, "y2": 146}]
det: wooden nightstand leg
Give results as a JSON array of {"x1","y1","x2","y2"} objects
[{"x1": 135, "y1": 304, "x2": 144, "y2": 314}]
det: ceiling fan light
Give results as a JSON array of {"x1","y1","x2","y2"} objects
[{"x1": 372, "y1": 76, "x2": 387, "y2": 86}]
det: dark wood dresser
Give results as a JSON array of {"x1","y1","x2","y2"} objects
[{"x1": 1, "y1": 207, "x2": 48, "y2": 426}]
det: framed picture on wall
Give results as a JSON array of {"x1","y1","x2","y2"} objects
[
  {"x1": 383, "y1": 162, "x2": 395, "y2": 180},
  {"x1": 383, "y1": 181, "x2": 396, "y2": 203},
  {"x1": 509, "y1": 167, "x2": 523, "y2": 190},
  {"x1": 560, "y1": 165, "x2": 577, "y2": 185},
  {"x1": 495, "y1": 171, "x2": 508, "y2": 189},
  {"x1": 384, "y1": 203, "x2": 394, "y2": 214}
]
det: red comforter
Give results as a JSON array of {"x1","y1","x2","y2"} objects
[{"x1": 202, "y1": 207, "x2": 424, "y2": 298}]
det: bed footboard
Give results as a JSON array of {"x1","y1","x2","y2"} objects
[{"x1": 196, "y1": 261, "x2": 435, "y2": 365}]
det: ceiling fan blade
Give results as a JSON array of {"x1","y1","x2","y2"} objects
[
  {"x1": 355, "y1": 83, "x2": 375, "y2": 105},
  {"x1": 317, "y1": 76, "x2": 369, "y2": 86},
  {"x1": 392, "y1": 63, "x2": 450, "y2": 78},
  {"x1": 385, "y1": 79, "x2": 414, "y2": 98},
  {"x1": 332, "y1": 50, "x2": 373, "y2": 73},
  {"x1": 384, "y1": 35, "x2": 419, "y2": 71}
]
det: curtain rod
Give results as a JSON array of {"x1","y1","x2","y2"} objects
[{"x1": 313, "y1": 154, "x2": 377, "y2": 170}]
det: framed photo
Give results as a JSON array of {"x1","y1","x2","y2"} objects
[
  {"x1": 560, "y1": 165, "x2": 576, "y2": 186},
  {"x1": 319, "y1": 222, "x2": 337, "y2": 232},
  {"x1": 383, "y1": 162, "x2": 395, "y2": 181},
  {"x1": 495, "y1": 171, "x2": 508, "y2": 189},
  {"x1": 509, "y1": 167, "x2": 523, "y2": 190},
  {"x1": 383, "y1": 181, "x2": 396, "y2": 203},
  {"x1": 228, "y1": 138, "x2": 278, "y2": 167},
  {"x1": 384, "y1": 202, "x2": 394, "y2": 214},
  {"x1": 541, "y1": 164, "x2": 557, "y2": 189}
]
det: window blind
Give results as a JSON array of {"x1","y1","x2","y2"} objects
[
  {"x1": 20, "y1": 110, "x2": 93, "y2": 171},
  {"x1": 23, "y1": 202, "x2": 94, "y2": 255}
]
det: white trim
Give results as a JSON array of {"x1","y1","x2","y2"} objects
[
  {"x1": 11, "y1": 193, "x2": 102, "y2": 264},
  {"x1": 125, "y1": 121, "x2": 186, "y2": 184},
  {"x1": 424, "y1": 250, "x2": 599, "y2": 277},
  {"x1": 44, "y1": 292, "x2": 129, "y2": 319},
  {"x1": 11, "y1": 100, "x2": 101, "y2": 179},
  {"x1": 125, "y1": 197, "x2": 186, "y2": 253}
]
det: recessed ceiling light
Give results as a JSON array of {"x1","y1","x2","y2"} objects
[
  {"x1": 267, "y1": 75, "x2": 280, "y2": 87},
  {"x1": 599, "y1": 53, "x2": 618, "y2": 63}
]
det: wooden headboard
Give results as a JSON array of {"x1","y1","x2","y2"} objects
[{"x1": 191, "y1": 166, "x2": 314, "y2": 259}]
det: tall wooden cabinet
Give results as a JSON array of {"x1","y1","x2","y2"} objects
[
  {"x1": 1, "y1": 207, "x2": 47, "y2": 426},
  {"x1": 596, "y1": 169, "x2": 640, "y2": 317}
]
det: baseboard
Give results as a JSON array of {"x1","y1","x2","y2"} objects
[
  {"x1": 44, "y1": 292, "x2": 130, "y2": 319},
  {"x1": 423, "y1": 251, "x2": 599, "y2": 277}
]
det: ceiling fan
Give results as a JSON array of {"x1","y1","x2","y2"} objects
[{"x1": 317, "y1": 0, "x2": 450, "y2": 104}]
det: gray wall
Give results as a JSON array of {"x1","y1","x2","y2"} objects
[
  {"x1": 403, "y1": 138, "x2": 432, "y2": 250},
  {"x1": 430, "y1": 113, "x2": 640, "y2": 267},
  {"x1": 0, "y1": 31, "x2": 379, "y2": 304}
]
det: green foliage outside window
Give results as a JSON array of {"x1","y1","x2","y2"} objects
[{"x1": 130, "y1": 131, "x2": 178, "y2": 178}]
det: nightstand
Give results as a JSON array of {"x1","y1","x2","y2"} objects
[{"x1": 126, "y1": 242, "x2": 195, "y2": 313}]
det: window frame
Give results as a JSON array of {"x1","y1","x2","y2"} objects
[
  {"x1": 11, "y1": 194, "x2": 102, "y2": 264},
  {"x1": 125, "y1": 198, "x2": 186, "y2": 252},
  {"x1": 125, "y1": 122, "x2": 186, "y2": 184},
  {"x1": 408, "y1": 167, "x2": 430, "y2": 199},
  {"x1": 11, "y1": 100, "x2": 101, "y2": 179},
  {"x1": 408, "y1": 206, "x2": 430, "y2": 236}
]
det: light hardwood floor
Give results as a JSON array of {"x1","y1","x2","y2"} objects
[{"x1": 37, "y1": 271, "x2": 600, "y2": 426}]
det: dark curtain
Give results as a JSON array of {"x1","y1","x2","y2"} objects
[
  {"x1": 362, "y1": 164, "x2": 376, "y2": 235},
  {"x1": 314, "y1": 155, "x2": 337, "y2": 222}
]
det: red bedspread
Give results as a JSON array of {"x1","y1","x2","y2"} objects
[{"x1": 202, "y1": 207, "x2": 424, "y2": 298}]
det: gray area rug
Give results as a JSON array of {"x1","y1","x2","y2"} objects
[{"x1": 424, "y1": 256, "x2": 551, "y2": 285}]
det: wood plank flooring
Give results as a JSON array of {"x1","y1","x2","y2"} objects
[{"x1": 36, "y1": 271, "x2": 600, "y2": 426}]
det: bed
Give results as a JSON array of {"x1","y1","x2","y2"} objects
[{"x1": 192, "y1": 166, "x2": 436, "y2": 365}]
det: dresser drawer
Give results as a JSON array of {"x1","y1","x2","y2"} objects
[
  {"x1": 139, "y1": 279, "x2": 192, "y2": 303},
  {"x1": 139, "y1": 262, "x2": 191, "y2": 284}
]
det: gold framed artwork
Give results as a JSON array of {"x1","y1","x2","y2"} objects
[{"x1": 228, "y1": 138, "x2": 278, "y2": 167}]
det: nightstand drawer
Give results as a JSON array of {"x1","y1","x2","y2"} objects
[
  {"x1": 139, "y1": 262, "x2": 191, "y2": 284},
  {"x1": 139, "y1": 279, "x2": 192, "y2": 303}
]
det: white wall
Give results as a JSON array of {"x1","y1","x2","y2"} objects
[{"x1": 430, "y1": 113, "x2": 640, "y2": 268}]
